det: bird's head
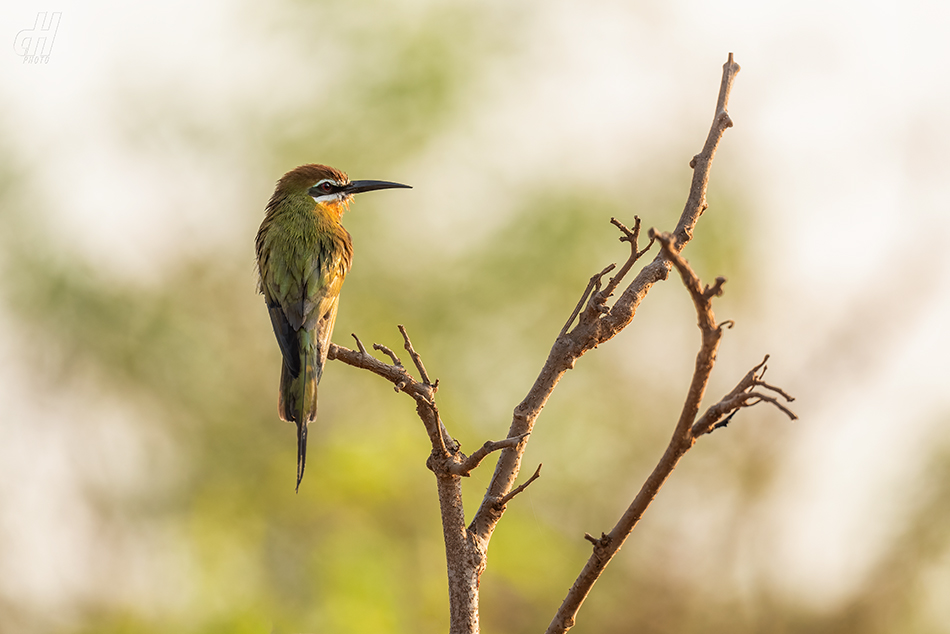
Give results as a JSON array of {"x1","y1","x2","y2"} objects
[{"x1": 270, "y1": 164, "x2": 410, "y2": 219}]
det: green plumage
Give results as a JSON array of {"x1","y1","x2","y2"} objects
[
  {"x1": 257, "y1": 165, "x2": 354, "y2": 492},
  {"x1": 257, "y1": 164, "x2": 409, "y2": 491},
  {"x1": 256, "y1": 165, "x2": 409, "y2": 490}
]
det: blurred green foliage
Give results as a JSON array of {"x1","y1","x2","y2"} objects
[{"x1": 2, "y1": 2, "x2": 949, "y2": 634}]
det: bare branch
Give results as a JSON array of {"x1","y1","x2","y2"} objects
[
  {"x1": 351, "y1": 332, "x2": 368, "y2": 356},
  {"x1": 583, "y1": 532, "x2": 609, "y2": 549},
  {"x1": 597, "y1": 216, "x2": 655, "y2": 301},
  {"x1": 610, "y1": 216, "x2": 637, "y2": 242},
  {"x1": 744, "y1": 391, "x2": 799, "y2": 420},
  {"x1": 651, "y1": 229, "x2": 722, "y2": 334},
  {"x1": 495, "y1": 463, "x2": 542, "y2": 508},
  {"x1": 560, "y1": 264, "x2": 616, "y2": 337},
  {"x1": 651, "y1": 228, "x2": 727, "y2": 437},
  {"x1": 596, "y1": 51, "x2": 742, "y2": 337},
  {"x1": 690, "y1": 355, "x2": 798, "y2": 437},
  {"x1": 703, "y1": 276, "x2": 727, "y2": 300},
  {"x1": 330, "y1": 333, "x2": 477, "y2": 628},
  {"x1": 329, "y1": 339, "x2": 449, "y2": 451},
  {"x1": 399, "y1": 324, "x2": 436, "y2": 387},
  {"x1": 331, "y1": 341, "x2": 420, "y2": 400},
  {"x1": 548, "y1": 265, "x2": 727, "y2": 634},
  {"x1": 545, "y1": 55, "x2": 750, "y2": 634},
  {"x1": 475, "y1": 55, "x2": 744, "y2": 559},
  {"x1": 373, "y1": 342, "x2": 403, "y2": 367},
  {"x1": 756, "y1": 380, "x2": 796, "y2": 403},
  {"x1": 451, "y1": 433, "x2": 530, "y2": 477},
  {"x1": 329, "y1": 54, "x2": 782, "y2": 634}
]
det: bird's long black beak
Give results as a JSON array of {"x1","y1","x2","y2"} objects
[{"x1": 344, "y1": 180, "x2": 411, "y2": 195}]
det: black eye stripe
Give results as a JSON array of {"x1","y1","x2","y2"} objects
[{"x1": 309, "y1": 180, "x2": 345, "y2": 197}]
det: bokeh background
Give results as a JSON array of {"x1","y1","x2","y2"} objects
[{"x1": 3, "y1": 0, "x2": 950, "y2": 632}]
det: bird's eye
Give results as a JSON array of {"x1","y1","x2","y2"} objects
[{"x1": 318, "y1": 182, "x2": 333, "y2": 193}]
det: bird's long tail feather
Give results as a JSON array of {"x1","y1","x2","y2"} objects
[
  {"x1": 295, "y1": 418, "x2": 308, "y2": 492},
  {"x1": 278, "y1": 332, "x2": 317, "y2": 492},
  {"x1": 296, "y1": 343, "x2": 310, "y2": 493}
]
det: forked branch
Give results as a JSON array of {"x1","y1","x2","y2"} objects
[
  {"x1": 451, "y1": 433, "x2": 530, "y2": 477},
  {"x1": 327, "y1": 53, "x2": 796, "y2": 634},
  {"x1": 472, "y1": 53, "x2": 743, "y2": 548},
  {"x1": 692, "y1": 355, "x2": 798, "y2": 437},
  {"x1": 599, "y1": 216, "x2": 656, "y2": 302},
  {"x1": 546, "y1": 218, "x2": 796, "y2": 634},
  {"x1": 329, "y1": 326, "x2": 542, "y2": 633}
]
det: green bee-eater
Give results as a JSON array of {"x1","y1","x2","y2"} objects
[{"x1": 256, "y1": 164, "x2": 410, "y2": 491}]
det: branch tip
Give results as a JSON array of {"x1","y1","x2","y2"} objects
[
  {"x1": 609, "y1": 216, "x2": 639, "y2": 243},
  {"x1": 451, "y1": 433, "x2": 531, "y2": 476},
  {"x1": 398, "y1": 324, "x2": 434, "y2": 386},
  {"x1": 583, "y1": 532, "x2": 610, "y2": 549},
  {"x1": 594, "y1": 216, "x2": 657, "y2": 303},
  {"x1": 756, "y1": 379, "x2": 794, "y2": 403},
  {"x1": 638, "y1": 234, "x2": 656, "y2": 259},
  {"x1": 703, "y1": 276, "x2": 727, "y2": 299},
  {"x1": 351, "y1": 333, "x2": 368, "y2": 355},
  {"x1": 747, "y1": 392, "x2": 798, "y2": 420},
  {"x1": 495, "y1": 463, "x2": 542, "y2": 508},
  {"x1": 560, "y1": 265, "x2": 615, "y2": 336},
  {"x1": 545, "y1": 53, "x2": 743, "y2": 634},
  {"x1": 373, "y1": 343, "x2": 403, "y2": 367}
]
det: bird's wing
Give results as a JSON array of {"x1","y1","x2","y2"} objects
[
  {"x1": 260, "y1": 259, "x2": 301, "y2": 378},
  {"x1": 268, "y1": 304, "x2": 300, "y2": 376},
  {"x1": 304, "y1": 258, "x2": 345, "y2": 382},
  {"x1": 311, "y1": 292, "x2": 340, "y2": 382},
  {"x1": 259, "y1": 239, "x2": 312, "y2": 378},
  {"x1": 260, "y1": 236, "x2": 348, "y2": 381}
]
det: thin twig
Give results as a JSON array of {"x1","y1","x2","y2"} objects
[
  {"x1": 373, "y1": 343, "x2": 402, "y2": 367},
  {"x1": 598, "y1": 216, "x2": 656, "y2": 301},
  {"x1": 756, "y1": 380, "x2": 796, "y2": 403},
  {"x1": 560, "y1": 264, "x2": 616, "y2": 337},
  {"x1": 583, "y1": 532, "x2": 610, "y2": 550},
  {"x1": 545, "y1": 57, "x2": 747, "y2": 634},
  {"x1": 451, "y1": 433, "x2": 530, "y2": 476},
  {"x1": 611, "y1": 216, "x2": 638, "y2": 243},
  {"x1": 329, "y1": 341, "x2": 446, "y2": 447},
  {"x1": 652, "y1": 229, "x2": 721, "y2": 331},
  {"x1": 690, "y1": 355, "x2": 798, "y2": 437},
  {"x1": 327, "y1": 53, "x2": 768, "y2": 634},
  {"x1": 331, "y1": 333, "x2": 476, "y2": 631},
  {"x1": 399, "y1": 324, "x2": 434, "y2": 386},
  {"x1": 495, "y1": 463, "x2": 542, "y2": 508},
  {"x1": 351, "y1": 333, "x2": 368, "y2": 355},
  {"x1": 703, "y1": 276, "x2": 727, "y2": 300},
  {"x1": 744, "y1": 391, "x2": 799, "y2": 420},
  {"x1": 476, "y1": 55, "x2": 744, "y2": 563}
]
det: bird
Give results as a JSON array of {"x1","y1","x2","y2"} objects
[{"x1": 256, "y1": 164, "x2": 411, "y2": 491}]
